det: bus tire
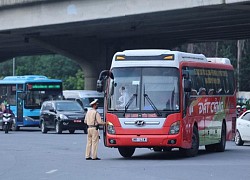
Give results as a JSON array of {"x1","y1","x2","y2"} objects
[
  {"x1": 118, "y1": 147, "x2": 135, "y2": 158},
  {"x1": 56, "y1": 121, "x2": 62, "y2": 134},
  {"x1": 235, "y1": 130, "x2": 244, "y2": 146},
  {"x1": 41, "y1": 121, "x2": 48, "y2": 134},
  {"x1": 214, "y1": 122, "x2": 226, "y2": 152},
  {"x1": 180, "y1": 126, "x2": 199, "y2": 157}
]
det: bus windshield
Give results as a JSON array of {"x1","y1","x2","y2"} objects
[{"x1": 108, "y1": 67, "x2": 179, "y2": 111}]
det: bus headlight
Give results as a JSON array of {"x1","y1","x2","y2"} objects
[
  {"x1": 107, "y1": 122, "x2": 116, "y2": 135},
  {"x1": 169, "y1": 121, "x2": 180, "y2": 135}
]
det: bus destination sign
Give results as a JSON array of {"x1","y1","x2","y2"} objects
[{"x1": 27, "y1": 84, "x2": 61, "y2": 90}]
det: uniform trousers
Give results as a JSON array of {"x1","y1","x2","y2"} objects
[{"x1": 85, "y1": 127, "x2": 99, "y2": 159}]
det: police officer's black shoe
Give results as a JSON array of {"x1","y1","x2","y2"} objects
[
  {"x1": 92, "y1": 157, "x2": 101, "y2": 160},
  {"x1": 86, "y1": 157, "x2": 92, "y2": 160}
]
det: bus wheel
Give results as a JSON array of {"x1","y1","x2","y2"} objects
[
  {"x1": 214, "y1": 122, "x2": 226, "y2": 152},
  {"x1": 180, "y1": 126, "x2": 199, "y2": 157},
  {"x1": 55, "y1": 121, "x2": 62, "y2": 134},
  {"x1": 118, "y1": 147, "x2": 135, "y2": 158},
  {"x1": 235, "y1": 130, "x2": 244, "y2": 146},
  {"x1": 41, "y1": 121, "x2": 48, "y2": 134}
]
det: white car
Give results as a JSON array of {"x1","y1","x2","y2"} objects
[{"x1": 235, "y1": 110, "x2": 250, "y2": 146}]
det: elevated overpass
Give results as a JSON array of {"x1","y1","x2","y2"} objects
[{"x1": 1, "y1": 0, "x2": 250, "y2": 89}]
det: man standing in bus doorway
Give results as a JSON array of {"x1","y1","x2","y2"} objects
[{"x1": 84, "y1": 99, "x2": 106, "y2": 160}]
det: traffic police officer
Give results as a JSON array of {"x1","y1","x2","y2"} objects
[{"x1": 84, "y1": 99, "x2": 106, "y2": 160}]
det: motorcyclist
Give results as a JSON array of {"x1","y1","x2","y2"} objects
[
  {"x1": 2, "y1": 104, "x2": 15, "y2": 132},
  {"x1": 3, "y1": 104, "x2": 14, "y2": 116}
]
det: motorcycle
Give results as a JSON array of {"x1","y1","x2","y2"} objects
[{"x1": 2, "y1": 113, "x2": 13, "y2": 133}]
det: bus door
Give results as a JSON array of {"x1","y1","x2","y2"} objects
[{"x1": 16, "y1": 91, "x2": 24, "y2": 123}]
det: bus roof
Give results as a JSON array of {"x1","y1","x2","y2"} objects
[
  {"x1": 111, "y1": 49, "x2": 231, "y2": 68},
  {"x1": 207, "y1": 58, "x2": 231, "y2": 65},
  {"x1": 0, "y1": 75, "x2": 62, "y2": 84}
]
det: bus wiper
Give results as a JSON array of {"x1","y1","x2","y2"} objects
[
  {"x1": 124, "y1": 85, "x2": 138, "y2": 116},
  {"x1": 143, "y1": 93, "x2": 162, "y2": 117},
  {"x1": 123, "y1": 94, "x2": 137, "y2": 116}
]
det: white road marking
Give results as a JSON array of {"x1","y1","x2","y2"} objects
[{"x1": 46, "y1": 169, "x2": 58, "y2": 174}]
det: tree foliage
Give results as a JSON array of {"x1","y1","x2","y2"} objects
[
  {"x1": 0, "y1": 55, "x2": 84, "y2": 90},
  {"x1": 179, "y1": 40, "x2": 250, "y2": 91}
]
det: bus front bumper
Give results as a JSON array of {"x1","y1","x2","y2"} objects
[{"x1": 105, "y1": 134, "x2": 184, "y2": 148}]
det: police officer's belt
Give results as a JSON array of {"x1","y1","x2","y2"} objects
[{"x1": 88, "y1": 125, "x2": 97, "y2": 128}]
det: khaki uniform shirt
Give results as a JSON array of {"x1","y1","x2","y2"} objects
[{"x1": 84, "y1": 108, "x2": 105, "y2": 126}]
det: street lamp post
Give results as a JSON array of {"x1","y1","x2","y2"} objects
[
  {"x1": 237, "y1": 40, "x2": 244, "y2": 92},
  {"x1": 13, "y1": 57, "x2": 15, "y2": 76}
]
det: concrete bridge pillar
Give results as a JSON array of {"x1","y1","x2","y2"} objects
[{"x1": 30, "y1": 36, "x2": 110, "y2": 90}]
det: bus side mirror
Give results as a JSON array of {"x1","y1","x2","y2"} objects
[
  {"x1": 110, "y1": 82, "x2": 116, "y2": 95},
  {"x1": 184, "y1": 79, "x2": 191, "y2": 92},
  {"x1": 97, "y1": 70, "x2": 114, "y2": 92}
]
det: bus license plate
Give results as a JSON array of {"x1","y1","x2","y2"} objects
[{"x1": 132, "y1": 138, "x2": 147, "y2": 142}]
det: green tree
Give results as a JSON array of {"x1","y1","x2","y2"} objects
[{"x1": 0, "y1": 55, "x2": 84, "y2": 90}]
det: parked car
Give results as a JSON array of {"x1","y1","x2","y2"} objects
[
  {"x1": 40, "y1": 100, "x2": 87, "y2": 134},
  {"x1": 235, "y1": 110, "x2": 250, "y2": 145}
]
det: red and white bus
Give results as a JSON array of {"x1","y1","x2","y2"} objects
[{"x1": 97, "y1": 49, "x2": 236, "y2": 158}]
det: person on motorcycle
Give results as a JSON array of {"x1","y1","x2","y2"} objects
[{"x1": 3, "y1": 104, "x2": 14, "y2": 116}]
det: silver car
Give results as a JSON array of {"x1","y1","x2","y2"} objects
[{"x1": 235, "y1": 110, "x2": 250, "y2": 146}]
